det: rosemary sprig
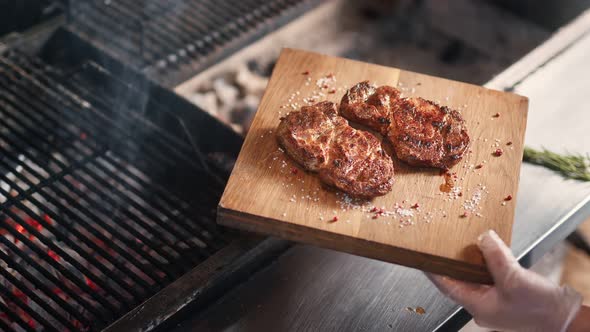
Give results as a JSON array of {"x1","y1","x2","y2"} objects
[{"x1": 523, "y1": 147, "x2": 590, "y2": 181}]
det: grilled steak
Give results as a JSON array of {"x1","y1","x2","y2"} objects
[
  {"x1": 387, "y1": 97, "x2": 469, "y2": 169},
  {"x1": 340, "y1": 82, "x2": 469, "y2": 169},
  {"x1": 340, "y1": 81, "x2": 401, "y2": 134},
  {"x1": 277, "y1": 101, "x2": 394, "y2": 197}
]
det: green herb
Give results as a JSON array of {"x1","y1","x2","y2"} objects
[{"x1": 523, "y1": 147, "x2": 590, "y2": 181}]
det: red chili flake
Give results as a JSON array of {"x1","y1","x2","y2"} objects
[
  {"x1": 322, "y1": 84, "x2": 329, "y2": 89},
  {"x1": 331, "y1": 216, "x2": 338, "y2": 222},
  {"x1": 493, "y1": 113, "x2": 500, "y2": 118},
  {"x1": 458, "y1": 192, "x2": 463, "y2": 197},
  {"x1": 461, "y1": 211, "x2": 469, "y2": 218},
  {"x1": 379, "y1": 208, "x2": 385, "y2": 214},
  {"x1": 370, "y1": 207, "x2": 378, "y2": 213},
  {"x1": 504, "y1": 195, "x2": 513, "y2": 201},
  {"x1": 291, "y1": 168, "x2": 298, "y2": 175},
  {"x1": 475, "y1": 164, "x2": 483, "y2": 169},
  {"x1": 302, "y1": 71, "x2": 310, "y2": 75},
  {"x1": 493, "y1": 149, "x2": 503, "y2": 156},
  {"x1": 47, "y1": 250, "x2": 60, "y2": 262},
  {"x1": 80, "y1": 132, "x2": 87, "y2": 140},
  {"x1": 506, "y1": 141, "x2": 513, "y2": 146},
  {"x1": 328, "y1": 89, "x2": 336, "y2": 94},
  {"x1": 372, "y1": 215, "x2": 379, "y2": 219},
  {"x1": 411, "y1": 203, "x2": 419, "y2": 209}
]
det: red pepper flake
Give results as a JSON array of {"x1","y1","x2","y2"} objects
[
  {"x1": 370, "y1": 207, "x2": 378, "y2": 213},
  {"x1": 322, "y1": 84, "x2": 329, "y2": 89},
  {"x1": 461, "y1": 211, "x2": 469, "y2": 218},
  {"x1": 458, "y1": 192, "x2": 463, "y2": 197},
  {"x1": 506, "y1": 141, "x2": 513, "y2": 146},
  {"x1": 475, "y1": 164, "x2": 483, "y2": 169},
  {"x1": 493, "y1": 148, "x2": 503, "y2": 156},
  {"x1": 291, "y1": 168, "x2": 298, "y2": 175},
  {"x1": 328, "y1": 89, "x2": 336, "y2": 94},
  {"x1": 411, "y1": 203, "x2": 419, "y2": 209},
  {"x1": 331, "y1": 216, "x2": 338, "y2": 222},
  {"x1": 80, "y1": 132, "x2": 87, "y2": 140},
  {"x1": 302, "y1": 71, "x2": 310, "y2": 75},
  {"x1": 493, "y1": 112, "x2": 500, "y2": 118},
  {"x1": 504, "y1": 195, "x2": 513, "y2": 201},
  {"x1": 372, "y1": 215, "x2": 379, "y2": 219}
]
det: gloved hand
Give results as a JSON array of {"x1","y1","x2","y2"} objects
[{"x1": 428, "y1": 230, "x2": 582, "y2": 332}]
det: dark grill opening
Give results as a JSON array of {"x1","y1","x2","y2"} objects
[
  {"x1": 0, "y1": 49, "x2": 243, "y2": 331},
  {"x1": 64, "y1": 0, "x2": 320, "y2": 87}
]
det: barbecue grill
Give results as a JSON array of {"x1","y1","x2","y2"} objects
[
  {"x1": 0, "y1": 0, "x2": 320, "y2": 330},
  {"x1": 64, "y1": 0, "x2": 320, "y2": 87}
]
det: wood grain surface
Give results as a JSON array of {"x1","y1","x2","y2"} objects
[{"x1": 218, "y1": 48, "x2": 528, "y2": 283}]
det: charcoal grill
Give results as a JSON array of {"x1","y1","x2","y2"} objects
[
  {"x1": 64, "y1": 0, "x2": 320, "y2": 87},
  {"x1": 0, "y1": 45, "x2": 290, "y2": 331}
]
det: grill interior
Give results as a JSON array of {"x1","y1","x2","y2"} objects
[
  {"x1": 65, "y1": 0, "x2": 319, "y2": 87},
  {"x1": 0, "y1": 49, "x2": 241, "y2": 331}
]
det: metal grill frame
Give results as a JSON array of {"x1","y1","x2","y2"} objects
[
  {"x1": 63, "y1": 0, "x2": 322, "y2": 87},
  {"x1": 0, "y1": 49, "x2": 290, "y2": 331}
]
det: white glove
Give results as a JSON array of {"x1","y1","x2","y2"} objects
[{"x1": 428, "y1": 230, "x2": 582, "y2": 332}]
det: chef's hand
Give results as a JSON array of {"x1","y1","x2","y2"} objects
[{"x1": 427, "y1": 230, "x2": 583, "y2": 332}]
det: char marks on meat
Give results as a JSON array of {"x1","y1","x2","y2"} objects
[
  {"x1": 340, "y1": 82, "x2": 470, "y2": 169},
  {"x1": 277, "y1": 101, "x2": 394, "y2": 197}
]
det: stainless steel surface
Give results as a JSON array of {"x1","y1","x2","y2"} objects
[{"x1": 173, "y1": 13, "x2": 590, "y2": 332}]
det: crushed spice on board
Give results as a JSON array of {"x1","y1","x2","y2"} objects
[
  {"x1": 493, "y1": 149, "x2": 503, "y2": 157},
  {"x1": 504, "y1": 195, "x2": 513, "y2": 201}
]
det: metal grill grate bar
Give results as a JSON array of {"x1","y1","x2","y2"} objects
[
  {"x1": 0, "y1": 93, "x2": 170, "y2": 287},
  {"x1": 0, "y1": 50, "x2": 233, "y2": 330},
  {"x1": 66, "y1": 0, "x2": 317, "y2": 85},
  {"x1": 0, "y1": 74, "x2": 196, "y2": 274}
]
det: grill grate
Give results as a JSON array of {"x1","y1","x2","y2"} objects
[
  {"x1": 0, "y1": 50, "x2": 233, "y2": 331},
  {"x1": 64, "y1": 0, "x2": 318, "y2": 86}
]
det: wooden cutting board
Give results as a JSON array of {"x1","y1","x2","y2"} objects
[{"x1": 218, "y1": 48, "x2": 528, "y2": 283}]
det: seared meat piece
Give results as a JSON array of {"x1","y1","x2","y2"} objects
[
  {"x1": 277, "y1": 101, "x2": 343, "y2": 171},
  {"x1": 319, "y1": 124, "x2": 395, "y2": 197},
  {"x1": 340, "y1": 82, "x2": 469, "y2": 169},
  {"x1": 277, "y1": 101, "x2": 394, "y2": 197},
  {"x1": 340, "y1": 81, "x2": 401, "y2": 134},
  {"x1": 387, "y1": 97, "x2": 470, "y2": 169}
]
